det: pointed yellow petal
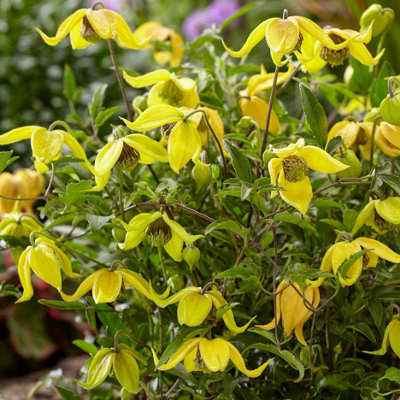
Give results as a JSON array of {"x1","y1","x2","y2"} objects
[
  {"x1": 119, "y1": 230, "x2": 146, "y2": 250},
  {"x1": 248, "y1": 63, "x2": 294, "y2": 95},
  {"x1": 123, "y1": 212, "x2": 161, "y2": 232},
  {"x1": 16, "y1": 248, "x2": 34, "y2": 303},
  {"x1": 268, "y1": 157, "x2": 283, "y2": 198},
  {"x1": 389, "y1": 319, "x2": 400, "y2": 358},
  {"x1": 44, "y1": 240, "x2": 81, "y2": 278},
  {"x1": 347, "y1": 42, "x2": 384, "y2": 66},
  {"x1": 69, "y1": 20, "x2": 90, "y2": 49},
  {"x1": 92, "y1": 270, "x2": 122, "y2": 303},
  {"x1": 155, "y1": 338, "x2": 201, "y2": 370},
  {"x1": 354, "y1": 237, "x2": 400, "y2": 263},
  {"x1": 163, "y1": 214, "x2": 203, "y2": 245},
  {"x1": 228, "y1": 342, "x2": 271, "y2": 378},
  {"x1": 278, "y1": 173, "x2": 313, "y2": 216},
  {"x1": 63, "y1": 132, "x2": 92, "y2": 171},
  {"x1": 332, "y1": 242, "x2": 363, "y2": 286},
  {"x1": 124, "y1": 135, "x2": 168, "y2": 163},
  {"x1": 375, "y1": 197, "x2": 400, "y2": 225},
  {"x1": 364, "y1": 320, "x2": 392, "y2": 356},
  {"x1": 0, "y1": 126, "x2": 43, "y2": 145},
  {"x1": 297, "y1": 146, "x2": 349, "y2": 173},
  {"x1": 222, "y1": 20, "x2": 269, "y2": 58},
  {"x1": 113, "y1": 350, "x2": 140, "y2": 393},
  {"x1": 123, "y1": 69, "x2": 171, "y2": 88},
  {"x1": 95, "y1": 140, "x2": 123, "y2": 175},
  {"x1": 89, "y1": 171, "x2": 111, "y2": 192},
  {"x1": 35, "y1": 9, "x2": 86, "y2": 46},
  {"x1": 121, "y1": 105, "x2": 183, "y2": 132},
  {"x1": 86, "y1": 9, "x2": 116, "y2": 39},
  {"x1": 60, "y1": 270, "x2": 101, "y2": 302},
  {"x1": 199, "y1": 338, "x2": 230, "y2": 372},
  {"x1": 266, "y1": 17, "x2": 299, "y2": 54},
  {"x1": 163, "y1": 232, "x2": 184, "y2": 262},
  {"x1": 31, "y1": 129, "x2": 64, "y2": 164},
  {"x1": 178, "y1": 292, "x2": 212, "y2": 326},
  {"x1": 149, "y1": 286, "x2": 198, "y2": 308},
  {"x1": 351, "y1": 200, "x2": 377, "y2": 236}
]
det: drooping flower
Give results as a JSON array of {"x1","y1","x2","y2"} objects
[
  {"x1": 0, "y1": 126, "x2": 92, "y2": 173},
  {"x1": 222, "y1": 16, "x2": 352, "y2": 66},
  {"x1": 0, "y1": 169, "x2": 45, "y2": 214},
  {"x1": 123, "y1": 69, "x2": 199, "y2": 108},
  {"x1": 17, "y1": 238, "x2": 81, "y2": 303},
  {"x1": 152, "y1": 336, "x2": 271, "y2": 377},
  {"x1": 60, "y1": 267, "x2": 170, "y2": 304},
  {"x1": 326, "y1": 120, "x2": 373, "y2": 159},
  {"x1": 268, "y1": 138, "x2": 348, "y2": 215},
  {"x1": 256, "y1": 281, "x2": 320, "y2": 346},
  {"x1": 122, "y1": 104, "x2": 208, "y2": 173},
  {"x1": 295, "y1": 23, "x2": 384, "y2": 72},
  {"x1": 148, "y1": 286, "x2": 254, "y2": 334},
  {"x1": 351, "y1": 197, "x2": 400, "y2": 235},
  {"x1": 374, "y1": 122, "x2": 400, "y2": 158},
  {"x1": 91, "y1": 133, "x2": 168, "y2": 191},
  {"x1": 364, "y1": 315, "x2": 400, "y2": 358},
  {"x1": 35, "y1": 6, "x2": 150, "y2": 50},
  {"x1": 118, "y1": 211, "x2": 203, "y2": 262},
  {"x1": 134, "y1": 22, "x2": 184, "y2": 67},
  {"x1": 308, "y1": 237, "x2": 400, "y2": 287},
  {"x1": 78, "y1": 344, "x2": 147, "y2": 393}
]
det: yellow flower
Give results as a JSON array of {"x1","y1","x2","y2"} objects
[
  {"x1": 0, "y1": 169, "x2": 45, "y2": 214},
  {"x1": 0, "y1": 126, "x2": 92, "y2": 173},
  {"x1": 256, "y1": 281, "x2": 320, "y2": 346},
  {"x1": 60, "y1": 267, "x2": 170, "y2": 304},
  {"x1": 295, "y1": 23, "x2": 384, "y2": 71},
  {"x1": 309, "y1": 237, "x2": 400, "y2": 287},
  {"x1": 79, "y1": 344, "x2": 147, "y2": 393},
  {"x1": 134, "y1": 22, "x2": 184, "y2": 67},
  {"x1": 351, "y1": 197, "x2": 400, "y2": 235},
  {"x1": 149, "y1": 286, "x2": 254, "y2": 334},
  {"x1": 222, "y1": 16, "x2": 352, "y2": 66},
  {"x1": 374, "y1": 122, "x2": 400, "y2": 158},
  {"x1": 123, "y1": 69, "x2": 199, "y2": 108},
  {"x1": 268, "y1": 138, "x2": 348, "y2": 215},
  {"x1": 91, "y1": 134, "x2": 168, "y2": 191},
  {"x1": 152, "y1": 336, "x2": 271, "y2": 377},
  {"x1": 364, "y1": 316, "x2": 400, "y2": 358},
  {"x1": 122, "y1": 104, "x2": 207, "y2": 173},
  {"x1": 35, "y1": 7, "x2": 150, "y2": 50},
  {"x1": 118, "y1": 211, "x2": 203, "y2": 262},
  {"x1": 327, "y1": 120, "x2": 373, "y2": 160},
  {"x1": 17, "y1": 238, "x2": 81, "y2": 302}
]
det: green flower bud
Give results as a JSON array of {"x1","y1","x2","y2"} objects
[
  {"x1": 360, "y1": 4, "x2": 394, "y2": 36},
  {"x1": 334, "y1": 150, "x2": 362, "y2": 178},
  {"x1": 192, "y1": 164, "x2": 211, "y2": 192},
  {"x1": 379, "y1": 93, "x2": 400, "y2": 125},
  {"x1": 182, "y1": 246, "x2": 200, "y2": 269},
  {"x1": 364, "y1": 107, "x2": 382, "y2": 123},
  {"x1": 237, "y1": 116, "x2": 255, "y2": 130},
  {"x1": 211, "y1": 164, "x2": 220, "y2": 180}
]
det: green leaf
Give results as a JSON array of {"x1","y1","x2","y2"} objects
[
  {"x1": 214, "y1": 302, "x2": 239, "y2": 319},
  {"x1": 299, "y1": 83, "x2": 328, "y2": 147},
  {"x1": 379, "y1": 173, "x2": 400, "y2": 195},
  {"x1": 95, "y1": 106, "x2": 121, "y2": 129},
  {"x1": 220, "y1": 2, "x2": 259, "y2": 31},
  {"x1": 223, "y1": 139, "x2": 252, "y2": 182},
  {"x1": 349, "y1": 322, "x2": 376, "y2": 343},
  {"x1": 326, "y1": 136, "x2": 344, "y2": 154},
  {"x1": 73, "y1": 339, "x2": 98, "y2": 355},
  {"x1": 369, "y1": 300, "x2": 384, "y2": 330},
  {"x1": 338, "y1": 249, "x2": 370, "y2": 277},
  {"x1": 56, "y1": 180, "x2": 99, "y2": 208},
  {"x1": 0, "y1": 150, "x2": 18, "y2": 173},
  {"x1": 274, "y1": 211, "x2": 316, "y2": 232},
  {"x1": 370, "y1": 61, "x2": 395, "y2": 107},
  {"x1": 205, "y1": 218, "x2": 250, "y2": 240},
  {"x1": 320, "y1": 218, "x2": 346, "y2": 231},
  {"x1": 384, "y1": 367, "x2": 400, "y2": 384},
  {"x1": 343, "y1": 209, "x2": 358, "y2": 232},
  {"x1": 53, "y1": 386, "x2": 83, "y2": 400},
  {"x1": 89, "y1": 84, "x2": 108, "y2": 119},
  {"x1": 214, "y1": 267, "x2": 256, "y2": 280},
  {"x1": 38, "y1": 300, "x2": 85, "y2": 310},
  {"x1": 63, "y1": 64, "x2": 76, "y2": 102},
  {"x1": 87, "y1": 214, "x2": 112, "y2": 231}
]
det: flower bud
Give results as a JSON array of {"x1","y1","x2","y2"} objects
[
  {"x1": 237, "y1": 116, "x2": 254, "y2": 130},
  {"x1": 182, "y1": 246, "x2": 200, "y2": 269},
  {"x1": 379, "y1": 93, "x2": 400, "y2": 125},
  {"x1": 211, "y1": 164, "x2": 220, "y2": 180},
  {"x1": 334, "y1": 150, "x2": 362, "y2": 178},
  {"x1": 360, "y1": 4, "x2": 394, "y2": 37},
  {"x1": 192, "y1": 164, "x2": 211, "y2": 192},
  {"x1": 364, "y1": 107, "x2": 382, "y2": 123},
  {"x1": 177, "y1": 291, "x2": 213, "y2": 326}
]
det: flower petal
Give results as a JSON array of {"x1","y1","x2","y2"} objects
[
  {"x1": 16, "y1": 248, "x2": 34, "y2": 303},
  {"x1": 44, "y1": 240, "x2": 81, "y2": 278},
  {"x1": 60, "y1": 270, "x2": 101, "y2": 302},
  {"x1": 354, "y1": 237, "x2": 400, "y2": 263},
  {"x1": 124, "y1": 135, "x2": 168, "y2": 163},
  {"x1": 351, "y1": 200, "x2": 377, "y2": 236},
  {"x1": 178, "y1": 292, "x2": 212, "y2": 326},
  {"x1": 268, "y1": 157, "x2": 283, "y2": 198},
  {"x1": 388, "y1": 319, "x2": 400, "y2": 358},
  {"x1": 163, "y1": 214, "x2": 203, "y2": 244},
  {"x1": 95, "y1": 140, "x2": 123, "y2": 175},
  {"x1": 63, "y1": 132, "x2": 93, "y2": 171},
  {"x1": 92, "y1": 270, "x2": 122, "y2": 303},
  {"x1": 347, "y1": 42, "x2": 384, "y2": 66},
  {"x1": 113, "y1": 350, "x2": 141, "y2": 393},
  {"x1": 376, "y1": 197, "x2": 400, "y2": 225},
  {"x1": 163, "y1": 232, "x2": 184, "y2": 262},
  {"x1": 266, "y1": 17, "x2": 299, "y2": 54},
  {"x1": 332, "y1": 242, "x2": 363, "y2": 286},
  {"x1": 297, "y1": 146, "x2": 349, "y2": 173},
  {"x1": 199, "y1": 338, "x2": 230, "y2": 372},
  {"x1": 69, "y1": 20, "x2": 89, "y2": 49},
  {"x1": 123, "y1": 69, "x2": 171, "y2": 88},
  {"x1": 364, "y1": 320, "x2": 392, "y2": 356},
  {"x1": 0, "y1": 126, "x2": 43, "y2": 145},
  {"x1": 86, "y1": 9, "x2": 116, "y2": 39},
  {"x1": 31, "y1": 129, "x2": 64, "y2": 164}
]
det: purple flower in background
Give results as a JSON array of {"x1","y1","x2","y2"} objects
[
  {"x1": 183, "y1": 0, "x2": 240, "y2": 41},
  {"x1": 89, "y1": 0, "x2": 121, "y2": 11}
]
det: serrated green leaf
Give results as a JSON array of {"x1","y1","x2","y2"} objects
[
  {"x1": 379, "y1": 173, "x2": 400, "y2": 195},
  {"x1": 89, "y1": 84, "x2": 108, "y2": 119},
  {"x1": 87, "y1": 214, "x2": 112, "y2": 231},
  {"x1": 223, "y1": 139, "x2": 252, "y2": 182}
]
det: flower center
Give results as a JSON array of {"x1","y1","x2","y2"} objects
[
  {"x1": 80, "y1": 16, "x2": 102, "y2": 44},
  {"x1": 115, "y1": 142, "x2": 140, "y2": 170},
  {"x1": 362, "y1": 253, "x2": 370, "y2": 267},
  {"x1": 146, "y1": 218, "x2": 172, "y2": 247},
  {"x1": 159, "y1": 80, "x2": 184, "y2": 105},
  {"x1": 195, "y1": 349, "x2": 207, "y2": 370},
  {"x1": 320, "y1": 33, "x2": 349, "y2": 66},
  {"x1": 374, "y1": 211, "x2": 396, "y2": 233},
  {"x1": 294, "y1": 32, "x2": 303, "y2": 51},
  {"x1": 282, "y1": 156, "x2": 309, "y2": 183}
]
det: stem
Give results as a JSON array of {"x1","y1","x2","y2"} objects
[
  {"x1": 260, "y1": 65, "x2": 280, "y2": 158},
  {"x1": 369, "y1": 115, "x2": 380, "y2": 170},
  {"x1": 110, "y1": 259, "x2": 125, "y2": 271},
  {"x1": 165, "y1": 378, "x2": 180, "y2": 398},
  {"x1": 276, "y1": 63, "x2": 300, "y2": 97},
  {"x1": 272, "y1": 225, "x2": 280, "y2": 349},
  {"x1": 158, "y1": 247, "x2": 167, "y2": 282},
  {"x1": 107, "y1": 39, "x2": 134, "y2": 122},
  {"x1": 48, "y1": 120, "x2": 72, "y2": 132},
  {"x1": 200, "y1": 281, "x2": 218, "y2": 295},
  {"x1": 118, "y1": 169, "x2": 125, "y2": 222}
]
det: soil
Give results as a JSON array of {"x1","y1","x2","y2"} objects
[{"x1": 0, "y1": 355, "x2": 89, "y2": 400}]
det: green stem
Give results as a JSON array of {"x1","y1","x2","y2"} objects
[
  {"x1": 118, "y1": 169, "x2": 125, "y2": 222},
  {"x1": 369, "y1": 116, "x2": 381, "y2": 170},
  {"x1": 158, "y1": 247, "x2": 167, "y2": 282}
]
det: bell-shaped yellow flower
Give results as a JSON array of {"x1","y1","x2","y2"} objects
[
  {"x1": 256, "y1": 281, "x2": 320, "y2": 346},
  {"x1": 223, "y1": 16, "x2": 352, "y2": 66},
  {"x1": 351, "y1": 197, "x2": 400, "y2": 235},
  {"x1": 17, "y1": 238, "x2": 81, "y2": 303},
  {"x1": 122, "y1": 104, "x2": 207, "y2": 173},
  {"x1": 309, "y1": 237, "x2": 400, "y2": 287},
  {"x1": 0, "y1": 169, "x2": 45, "y2": 214},
  {"x1": 60, "y1": 267, "x2": 170, "y2": 304},
  {"x1": 268, "y1": 138, "x2": 348, "y2": 215},
  {"x1": 295, "y1": 23, "x2": 383, "y2": 71},
  {"x1": 91, "y1": 134, "x2": 168, "y2": 191},
  {"x1": 327, "y1": 120, "x2": 373, "y2": 160},
  {"x1": 152, "y1": 336, "x2": 271, "y2": 377},
  {"x1": 79, "y1": 344, "x2": 147, "y2": 393},
  {"x1": 364, "y1": 316, "x2": 400, "y2": 358},
  {"x1": 118, "y1": 211, "x2": 203, "y2": 262},
  {"x1": 374, "y1": 122, "x2": 400, "y2": 158},
  {"x1": 0, "y1": 126, "x2": 92, "y2": 173},
  {"x1": 35, "y1": 7, "x2": 150, "y2": 50},
  {"x1": 134, "y1": 22, "x2": 184, "y2": 67},
  {"x1": 123, "y1": 69, "x2": 199, "y2": 108}
]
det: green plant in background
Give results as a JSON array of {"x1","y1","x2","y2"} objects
[{"x1": 1, "y1": 1, "x2": 400, "y2": 399}]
